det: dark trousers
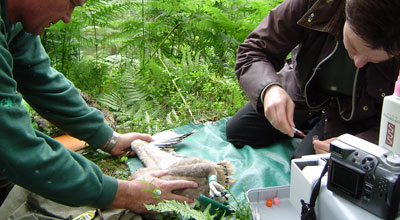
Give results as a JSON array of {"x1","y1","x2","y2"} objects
[
  {"x1": 226, "y1": 103, "x2": 325, "y2": 159},
  {"x1": 0, "y1": 174, "x2": 14, "y2": 205}
]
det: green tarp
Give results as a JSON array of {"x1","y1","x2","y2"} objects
[
  {"x1": 0, "y1": 118, "x2": 298, "y2": 219},
  {"x1": 127, "y1": 118, "x2": 297, "y2": 203}
]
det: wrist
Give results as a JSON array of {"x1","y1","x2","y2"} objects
[
  {"x1": 109, "y1": 180, "x2": 129, "y2": 209},
  {"x1": 101, "y1": 131, "x2": 119, "y2": 152},
  {"x1": 260, "y1": 83, "x2": 282, "y2": 105}
]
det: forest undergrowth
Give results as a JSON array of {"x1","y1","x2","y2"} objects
[{"x1": 31, "y1": 0, "x2": 282, "y2": 218}]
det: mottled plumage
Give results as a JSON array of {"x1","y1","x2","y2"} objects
[{"x1": 130, "y1": 130, "x2": 235, "y2": 202}]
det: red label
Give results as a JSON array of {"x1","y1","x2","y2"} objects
[{"x1": 385, "y1": 122, "x2": 395, "y2": 147}]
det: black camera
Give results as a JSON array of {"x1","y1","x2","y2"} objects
[{"x1": 327, "y1": 134, "x2": 400, "y2": 219}]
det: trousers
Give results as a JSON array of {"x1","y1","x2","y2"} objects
[
  {"x1": 226, "y1": 102, "x2": 325, "y2": 159},
  {"x1": 0, "y1": 174, "x2": 14, "y2": 205}
]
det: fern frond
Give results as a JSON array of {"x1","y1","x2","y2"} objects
[
  {"x1": 97, "y1": 90, "x2": 123, "y2": 111},
  {"x1": 145, "y1": 200, "x2": 211, "y2": 220}
]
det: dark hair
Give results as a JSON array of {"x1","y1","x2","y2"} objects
[{"x1": 345, "y1": 0, "x2": 400, "y2": 56}]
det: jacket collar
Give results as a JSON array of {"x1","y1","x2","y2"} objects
[{"x1": 297, "y1": 0, "x2": 345, "y2": 37}]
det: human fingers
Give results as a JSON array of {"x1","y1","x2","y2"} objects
[
  {"x1": 165, "y1": 193, "x2": 195, "y2": 203},
  {"x1": 312, "y1": 140, "x2": 329, "y2": 154},
  {"x1": 121, "y1": 132, "x2": 154, "y2": 144},
  {"x1": 312, "y1": 137, "x2": 336, "y2": 154},
  {"x1": 271, "y1": 99, "x2": 291, "y2": 134},
  {"x1": 286, "y1": 99, "x2": 296, "y2": 137},
  {"x1": 264, "y1": 86, "x2": 294, "y2": 135},
  {"x1": 274, "y1": 96, "x2": 295, "y2": 137},
  {"x1": 128, "y1": 174, "x2": 198, "y2": 212},
  {"x1": 162, "y1": 179, "x2": 199, "y2": 190},
  {"x1": 156, "y1": 179, "x2": 198, "y2": 203},
  {"x1": 135, "y1": 170, "x2": 169, "y2": 186},
  {"x1": 264, "y1": 86, "x2": 286, "y2": 126},
  {"x1": 127, "y1": 151, "x2": 136, "y2": 157},
  {"x1": 147, "y1": 169, "x2": 169, "y2": 179},
  {"x1": 110, "y1": 132, "x2": 154, "y2": 157}
]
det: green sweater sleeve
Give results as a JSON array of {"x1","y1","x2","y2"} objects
[
  {"x1": 0, "y1": 5, "x2": 118, "y2": 208},
  {"x1": 12, "y1": 32, "x2": 112, "y2": 148}
]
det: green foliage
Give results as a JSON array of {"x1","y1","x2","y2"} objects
[
  {"x1": 144, "y1": 194, "x2": 253, "y2": 220},
  {"x1": 35, "y1": 0, "x2": 283, "y2": 216},
  {"x1": 82, "y1": 148, "x2": 131, "y2": 179},
  {"x1": 40, "y1": 0, "x2": 282, "y2": 134},
  {"x1": 140, "y1": 177, "x2": 252, "y2": 219},
  {"x1": 145, "y1": 200, "x2": 217, "y2": 220},
  {"x1": 21, "y1": 100, "x2": 39, "y2": 131}
]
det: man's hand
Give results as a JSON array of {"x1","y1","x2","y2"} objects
[
  {"x1": 109, "y1": 170, "x2": 198, "y2": 213},
  {"x1": 110, "y1": 132, "x2": 154, "y2": 157},
  {"x1": 312, "y1": 137, "x2": 336, "y2": 154},
  {"x1": 263, "y1": 85, "x2": 296, "y2": 137}
]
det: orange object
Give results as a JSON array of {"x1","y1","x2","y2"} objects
[
  {"x1": 54, "y1": 134, "x2": 87, "y2": 152},
  {"x1": 266, "y1": 198, "x2": 273, "y2": 207}
]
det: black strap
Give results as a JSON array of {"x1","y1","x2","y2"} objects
[
  {"x1": 386, "y1": 176, "x2": 400, "y2": 220},
  {"x1": 301, "y1": 161, "x2": 329, "y2": 220},
  {"x1": 292, "y1": 116, "x2": 325, "y2": 159}
]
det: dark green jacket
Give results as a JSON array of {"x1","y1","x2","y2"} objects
[{"x1": 0, "y1": 1, "x2": 117, "y2": 208}]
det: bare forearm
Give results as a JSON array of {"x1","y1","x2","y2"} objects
[{"x1": 108, "y1": 180, "x2": 133, "y2": 210}]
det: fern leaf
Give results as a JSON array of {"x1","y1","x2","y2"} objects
[
  {"x1": 97, "y1": 90, "x2": 122, "y2": 111},
  {"x1": 145, "y1": 200, "x2": 210, "y2": 220}
]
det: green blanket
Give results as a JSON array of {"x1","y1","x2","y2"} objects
[
  {"x1": 127, "y1": 118, "x2": 297, "y2": 203},
  {"x1": 0, "y1": 118, "x2": 297, "y2": 219}
]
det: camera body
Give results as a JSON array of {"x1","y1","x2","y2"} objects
[{"x1": 328, "y1": 134, "x2": 400, "y2": 219}]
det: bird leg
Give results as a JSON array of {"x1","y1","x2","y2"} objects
[
  {"x1": 131, "y1": 139, "x2": 183, "y2": 169},
  {"x1": 208, "y1": 174, "x2": 229, "y2": 199}
]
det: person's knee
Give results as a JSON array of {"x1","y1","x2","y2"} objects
[
  {"x1": 225, "y1": 117, "x2": 236, "y2": 137},
  {"x1": 226, "y1": 103, "x2": 269, "y2": 148},
  {"x1": 225, "y1": 119, "x2": 244, "y2": 148}
]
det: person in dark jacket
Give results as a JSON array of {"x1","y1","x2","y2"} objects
[
  {"x1": 226, "y1": 0, "x2": 400, "y2": 158},
  {"x1": 0, "y1": 0, "x2": 197, "y2": 213}
]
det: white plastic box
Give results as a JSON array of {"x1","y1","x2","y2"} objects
[
  {"x1": 246, "y1": 154, "x2": 386, "y2": 220},
  {"x1": 246, "y1": 185, "x2": 298, "y2": 220},
  {"x1": 289, "y1": 154, "x2": 328, "y2": 213}
]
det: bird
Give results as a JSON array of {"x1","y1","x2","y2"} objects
[{"x1": 130, "y1": 130, "x2": 235, "y2": 203}]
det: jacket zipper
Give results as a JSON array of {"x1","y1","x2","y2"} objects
[
  {"x1": 336, "y1": 68, "x2": 359, "y2": 121},
  {"x1": 304, "y1": 41, "x2": 359, "y2": 121},
  {"x1": 304, "y1": 41, "x2": 339, "y2": 109}
]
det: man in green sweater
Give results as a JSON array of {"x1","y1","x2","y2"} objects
[{"x1": 0, "y1": 0, "x2": 197, "y2": 213}]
